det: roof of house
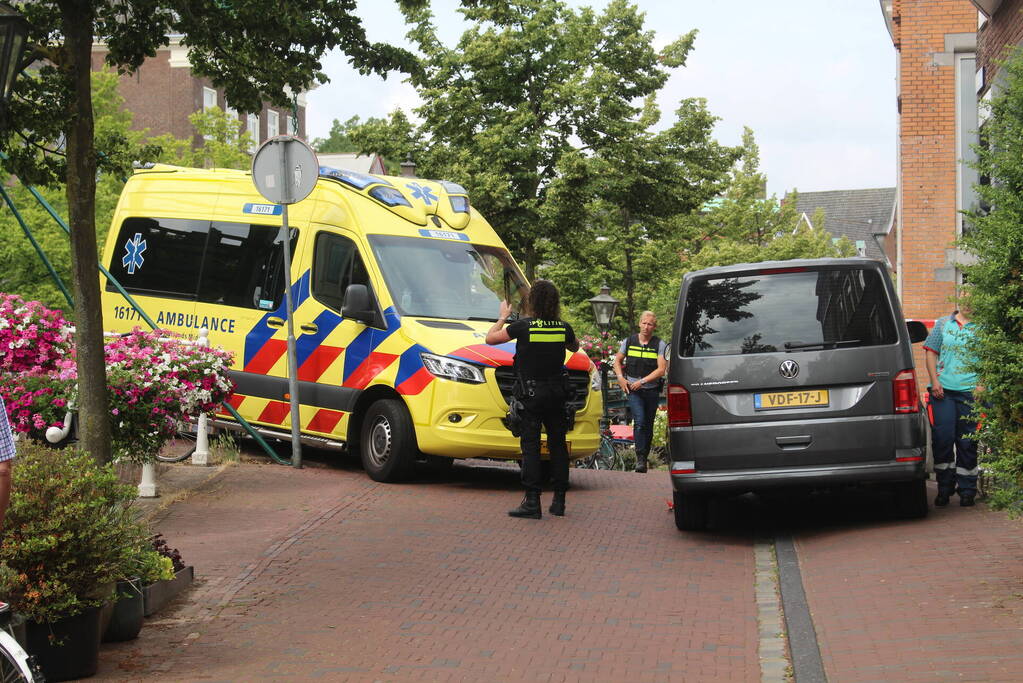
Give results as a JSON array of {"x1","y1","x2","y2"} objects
[
  {"x1": 791, "y1": 187, "x2": 896, "y2": 260},
  {"x1": 316, "y1": 152, "x2": 385, "y2": 175}
]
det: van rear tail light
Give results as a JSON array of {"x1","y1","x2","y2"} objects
[
  {"x1": 667, "y1": 384, "x2": 692, "y2": 427},
  {"x1": 893, "y1": 369, "x2": 919, "y2": 414}
]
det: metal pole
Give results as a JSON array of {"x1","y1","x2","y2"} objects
[
  {"x1": 278, "y1": 140, "x2": 303, "y2": 468},
  {"x1": 600, "y1": 329, "x2": 611, "y2": 424}
]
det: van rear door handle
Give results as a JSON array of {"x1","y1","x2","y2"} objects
[
  {"x1": 776, "y1": 435, "x2": 812, "y2": 450},
  {"x1": 266, "y1": 317, "x2": 285, "y2": 328},
  {"x1": 300, "y1": 323, "x2": 319, "y2": 334}
]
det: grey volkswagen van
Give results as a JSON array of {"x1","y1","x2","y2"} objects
[{"x1": 666, "y1": 258, "x2": 930, "y2": 531}]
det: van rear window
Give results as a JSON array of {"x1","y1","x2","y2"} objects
[{"x1": 679, "y1": 268, "x2": 898, "y2": 357}]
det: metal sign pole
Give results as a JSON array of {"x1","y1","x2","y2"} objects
[
  {"x1": 251, "y1": 135, "x2": 318, "y2": 469},
  {"x1": 277, "y1": 140, "x2": 303, "y2": 469}
]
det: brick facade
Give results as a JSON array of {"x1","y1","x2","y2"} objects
[
  {"x1": 976, "y1": 0, "x2": 1023, "y2": 95},
  {"x1": 91, "y1": 42, "x2": 305, "y2": 150},
  {"x1": 885, "y1": 0, "x2": 978, "y2": 383},
  {"x1": 888, "y1": 0, "x2": 976, "y2": 323}
]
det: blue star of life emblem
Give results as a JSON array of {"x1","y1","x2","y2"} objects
[
  {"x1": 405, "y1": 182, "x2": 438, "y2": 206},
  {"x1": 122, "y1": 232, "x2": 147, "y2": 274}
]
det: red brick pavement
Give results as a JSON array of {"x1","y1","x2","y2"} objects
[
  {"x1": 95, "y1": 461, "x2": 759, "y2": 682},
  {"x1": 796, "y1": 481, "x2": 1023, "y2": 683}
]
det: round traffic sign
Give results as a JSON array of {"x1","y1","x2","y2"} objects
[{"x1": 251, "y1": 135, "x2": 319, "y2": 205}]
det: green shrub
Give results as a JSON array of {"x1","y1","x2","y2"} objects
[
  {"x1": 962, "y1": 46, "x2": 1023, "y2": 512},
  {"x1": 0, "y1": 442, "x2": 149, "y2": 623}
]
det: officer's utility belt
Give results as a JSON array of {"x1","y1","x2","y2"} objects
[
  {"x1": 514, "y1": 373, "x2": 570, "y2": 398},
  {"x1": 503, "y1": 373, "x2": 576, "y2": 436}
]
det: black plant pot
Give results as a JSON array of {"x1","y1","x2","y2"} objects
[
  {"x1": 25, "y1": 605, "x2": 102, "y2": 681},
  {"x1": 102, "y1": 578, "x2": 144, "y2": 642}
]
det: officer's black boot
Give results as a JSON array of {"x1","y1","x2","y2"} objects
[
  {"x1": 549, "y1": 490, "x2": 566, "y2": 516},
  {"x1": 634, "y1": 454, "x2": 648, "y2": 473},
  {"x1": 508, "y1": 491, "x2": 542, "y2": 519}
]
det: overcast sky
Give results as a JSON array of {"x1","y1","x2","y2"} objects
[{"x1": 305, "y1": 1, "x2": 897, "y2": 199}]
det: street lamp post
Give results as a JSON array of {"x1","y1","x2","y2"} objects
[
  {"x1": 587, "y1": 284, "x2": 620, "y2": 421},
  {"x1": 0, "y1": 5, "x2": 28, "y2": 118}
]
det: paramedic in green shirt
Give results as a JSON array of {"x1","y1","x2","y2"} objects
[{"x1": 923, "y1": 309, "x2": 980, "y2": 507}]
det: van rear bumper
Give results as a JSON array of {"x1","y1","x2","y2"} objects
[{"x1": 671, "y1": 453, "x2": 926, "y2": 494}]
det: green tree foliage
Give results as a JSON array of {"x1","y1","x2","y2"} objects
[
  {"x1": 0, "y1": 72, "x2": 253, "y2": 312},
  {"x1": 147, "y1": 107, "x2": 255, "y2": 170},
  {"x1": 2, "y1": 1, "x2": 429, "y2": 463},
  {"x1": 960, "y1": 48, "x2": 1023, "y2": 511},
  {"x1": 543, "y1": 128, "x2": 852, "y2": 337},
  {"x1": 312, "y1": 115, "x2": 401, "y2": 173},
  {"x1": 348, "y1": 0, "x2": 735, "y2": 277}
]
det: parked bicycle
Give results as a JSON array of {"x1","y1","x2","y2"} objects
[
  {"x1": 156, "y1": 420, "x2": 201, "y2": 463},
  {"x1": 577, "y1": 421, "x2": 634, "y2": 470},
  {"x1": 0, "y1": 603, "x2": 43, "y2": 682}
]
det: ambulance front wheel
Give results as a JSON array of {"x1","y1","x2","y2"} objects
[{"x1": 360, "y1": 399, "x2": 418, "y2": 482}]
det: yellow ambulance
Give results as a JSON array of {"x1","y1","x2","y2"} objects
[{"x1": 100, "y1": 164, "x2": 601, "y2": 481}]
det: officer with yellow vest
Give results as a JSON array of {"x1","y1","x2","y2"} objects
[
  {"x1": 487, "y1": 280, "x2": 579, "y2": 519},
  {"x1": 613, "y1": 311, "x2": 667, "y2": 473}
]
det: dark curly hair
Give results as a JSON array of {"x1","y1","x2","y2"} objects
[{"x1": 526, "y1": 279, "x2": 561, "y2": 320}]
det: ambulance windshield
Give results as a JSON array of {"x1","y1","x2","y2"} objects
[{"x1": 369, "y1": 235, "x2": 530, "y2": 321}]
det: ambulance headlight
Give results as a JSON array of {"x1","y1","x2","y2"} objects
[{"x1": 420, "y1": 353, "x2": 486, "y2": 384}]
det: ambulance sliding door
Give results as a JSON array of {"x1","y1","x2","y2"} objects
[{"x1": 258, "y1": 230, "x2": 379, "y2": 439}]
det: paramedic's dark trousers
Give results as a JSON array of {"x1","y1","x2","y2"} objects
[
  {"x1": 519, "y1": 382, "x2": 569, "y2": 494},
  {"x1": 930, "y1": 389, "x2": 978, "y2": 497}
]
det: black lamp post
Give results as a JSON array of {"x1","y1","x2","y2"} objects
[
  {"x1": 587, "y1": 283, "x2": 620, "y2": 421},
  {"x1": 0, "y1": 5, "x2": 28, "y2": 110}
]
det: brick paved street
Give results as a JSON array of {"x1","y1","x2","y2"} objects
[
  {"x1": 96, "y1": 459, "x2": 759, "y2": 681},
  {"x1": 93, "y1": 457, "x2": 1023, "y2": 682}
]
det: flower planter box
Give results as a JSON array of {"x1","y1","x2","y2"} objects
[
  {"x1": 102, "y1": 578, "x2": 144, "y2": 642},
  {"x1": 143, "y1": 565, "x2": 194, "y2": 617}
]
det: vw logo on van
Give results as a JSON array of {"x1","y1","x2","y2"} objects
[{"x1": 779, "y1": 360, "x2": 799, "y2": 379}]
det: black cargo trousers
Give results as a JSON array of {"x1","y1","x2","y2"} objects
[{"x1": 518, "y1": 378, "x2": 570, "y2": 494}]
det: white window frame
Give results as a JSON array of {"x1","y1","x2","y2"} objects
[
  {"x1": 202, "y1": 87, "x2": 218, "y2": 141},
  {"x1": 247, "y1": 113, "x2": 260, "y2": 152},
  {"x1": 202, "y1": 87, "x2": 218, "y2": 111},
  {"x1": 267, "y1": 110, "x2": 279, "y2": 139}
]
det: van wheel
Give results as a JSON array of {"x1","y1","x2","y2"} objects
[
  {"x1": 893, "y1": 479, "x2": 929, "y2": 519},
  {"x1": 673, "y1": 490, "x2": 709, "y2": 531},
  {"x1": 360, "y1": 399, "x2": 417, "y2": 482}
]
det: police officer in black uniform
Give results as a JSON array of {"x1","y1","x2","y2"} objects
[{"x1": 486, "y1": 280, "x2": 579, "y2": 519}]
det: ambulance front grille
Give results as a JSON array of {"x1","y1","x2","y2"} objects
[{"x1": 493, "y1": 367, "x2": 590, "y2": 414}]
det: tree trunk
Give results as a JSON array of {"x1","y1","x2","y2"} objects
[
  {"x1": 63, "y1": 3, "x2": 111, "y2": 464},
  {"x1": 523, "y1": 243, "x2": 537, "y2": 282}
]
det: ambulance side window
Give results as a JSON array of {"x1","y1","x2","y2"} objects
[
  {"x1": 106, "y1": 217, "x2": 207, "y2": 299},
  {"x1": 312, "y1": 233, "x2": 370, "y2": 312},
  {"x1": 199, "y1": 222, "x2": 297, "y2": 310}
]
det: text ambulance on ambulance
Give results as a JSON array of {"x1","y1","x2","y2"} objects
[{"x1": 100, "y1": 164, "x2": 602, "y2": 481}]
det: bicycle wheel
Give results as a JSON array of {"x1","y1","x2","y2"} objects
[
  {"x1": 592, "y1": 437, "x2": 617, "y2": 470},
  {"x1": 0, "y1": 630, "x2": 41, "y2": 682},
  {"x1": 157, "y1": 426, "x2": 198, "y2": 463}
]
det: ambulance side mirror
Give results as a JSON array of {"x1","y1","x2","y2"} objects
[{"x1": 342, "y1": 284, "x2": 382, "y2": 327}]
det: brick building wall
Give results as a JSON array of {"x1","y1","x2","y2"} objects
[
  {"x1": 890, "y1": 0, "x2": 976, "y2": 322},
  {"x1": 886, "y1": 0, "x2": 978, "y2": 385},
  {"x1": 91, "y1": 42, "x2": 305, "y2": 148},
  {"x1": 976, "y1": 0, "x2": 1023, "y2": 95}
]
